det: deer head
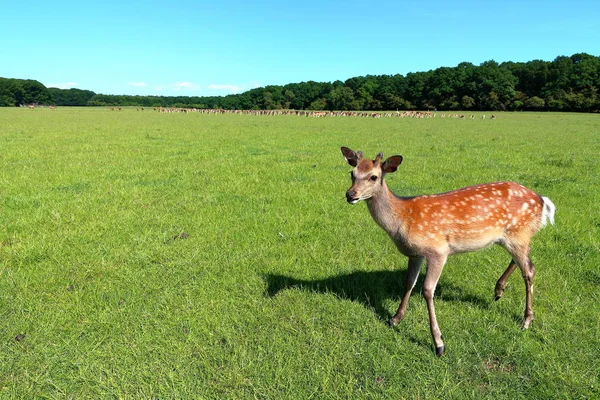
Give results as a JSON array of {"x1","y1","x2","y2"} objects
[{"x1": 341, "y1": 146, "x2": 403, "y2": 204}]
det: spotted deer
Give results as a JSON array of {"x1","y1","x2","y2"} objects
[{"x1": 341, "y1": 147, "x2": 555, "y2": 356}]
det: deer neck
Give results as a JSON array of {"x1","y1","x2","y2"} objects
[{"x1": 365, "y1": 181, "x2": 405, "y2": 235}]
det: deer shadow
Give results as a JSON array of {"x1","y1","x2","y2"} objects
[{"x1": 263, "y1": 269, "x2": 491, "y2": 324}]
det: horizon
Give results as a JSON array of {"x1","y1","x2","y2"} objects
[
  {"x1": 7, "y1": 51, "x2": 598, "y2": 100},
  {"x1": 2, "y1": 0, "x2": 599, "y2": 97}
]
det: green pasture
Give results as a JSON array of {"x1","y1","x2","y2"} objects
[{"x1": 0, "y1": 107, "x2": 598, "y2": 398}]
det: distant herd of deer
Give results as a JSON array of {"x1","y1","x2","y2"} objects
[
  {"x1": 150, "y1": 107, "x2": 497, "y2": 119},
  {"x1": 27, "y1": 105, "x2": 498, "y2": 120}
]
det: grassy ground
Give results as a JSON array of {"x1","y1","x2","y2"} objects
[{"x1": 0, "y1": 107, "x2": 598, "y2": 398}]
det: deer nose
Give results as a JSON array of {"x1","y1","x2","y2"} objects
[{"x1": 346, "y1": 189, "x2": 358, "y2": 203}]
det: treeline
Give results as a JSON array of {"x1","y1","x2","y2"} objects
[
  {"x1": 2, "y1": 53, "x2": 599, "y2": 112},
  {"x1": 0, "y1": 78, "x2": 53, "y2": 106}
]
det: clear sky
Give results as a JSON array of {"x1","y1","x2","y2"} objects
[{"x1": 2, "y1": 0, "x2": 598, "y2": 97}]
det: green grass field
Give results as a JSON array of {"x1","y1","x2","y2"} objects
[{"x1": 0, "y1": 107, "x2": 598, "y2": 398}]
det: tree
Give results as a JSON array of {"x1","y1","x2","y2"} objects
[
  {"x1": 0, "y1": 77, "x2": 52, "y2": 106},
  {"x1": 283, "y1": 89, "x2": 295, "y2": 109},
  {"x1": 425, "y1": 67, "x2": 459, "y2": 109},
  {"x1": 461, "y1": 95, "x2": 475, "y2": 110},
  {"x1": 329, "y1": 86, "x2": 354, "y2": 110},
  {"x1": 503, "y1": 59, "x2": 549, "y2": 97},
  {"x1": 308, "y1": 98, "x2": 327, "y2": 110},
  {"x1": 470, "y1": 60, "x2": 517, "y2": 110},
  {"x1": 566, "y1": 87, "x2": 597, "y2": 111},
  {"x1": 21, "y1": 80, "x2": 52, "y2": 105},
  {"x1": 544, "y1": 56, "x2": 573, "y2": 98},
  {"x1": 570, "y1": 53, "x2": 600, "y2": 90},
  {"x1": 0, "y1": 78, "x2": 22, "y2": 106},
  {"x1": 404, "y1": 71, "x2": 431, "y2": 109},
  {"x1": 524, "y1": 96, "x2": 545, "y2": 110},
  {"x1": 49, "y1": 88, "x2": 96, "y2": 106}
]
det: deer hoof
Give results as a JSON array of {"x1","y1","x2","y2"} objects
[
  {"x1": 435, "y1": 346, "x2": 444, "y2": 357},
  {"x1": 521, "y1": 318, "x2": 533, "y2": 330},
  {"x1": 494, "y1": 284, "x2": 505, "y2": 300}
]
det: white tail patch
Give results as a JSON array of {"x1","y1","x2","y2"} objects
[{"x1": 541, "y1": 196, "x2": 556, "y2": 226}]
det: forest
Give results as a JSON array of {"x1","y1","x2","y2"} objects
[{"x1": 1, "y1": 53, "x2": 599, "y2": 112}]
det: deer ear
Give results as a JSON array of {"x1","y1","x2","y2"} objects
[
  {"x1": 341, "y1": 146, "x2": 361, "y2": 167},
  {"x1": 382, "y1": 155, "x2": 403, "y2": 174}
]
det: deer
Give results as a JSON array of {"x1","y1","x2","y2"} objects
[{"x1": 340, "y1": 147, "x2": 556, "y2": 356}]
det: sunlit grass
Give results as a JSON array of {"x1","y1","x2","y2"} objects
[{"x1": 0, "y1": 107, "x2": 598, "y2": 398}]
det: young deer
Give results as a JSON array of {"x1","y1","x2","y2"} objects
[{"x1": 341, "y1": 147, "x2": 555, "y2": 356}]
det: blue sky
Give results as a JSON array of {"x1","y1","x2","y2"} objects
[{"x1": 2, "y1": 0, "x2": 598, "y2": 97}]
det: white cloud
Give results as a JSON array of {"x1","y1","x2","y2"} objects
[
  {"x1": 172, "y1": 81, "x2": 201, "y2": 90},
  {"x1": 128, "y1": 82, "x2": 149, "y2": 87},
  {"x1": 47, "y1": 82, "x2": 79, "y2": 89},
  {"x1": 153, "y1": 81, "x2": 201, "y2": 92},
  {"x1": 207, "y1": 84, "x2": 243, "y2": 94}
]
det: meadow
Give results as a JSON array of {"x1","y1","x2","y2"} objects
[{"x1": 0, "y1": 107, "x2": 598, "y2": 399}]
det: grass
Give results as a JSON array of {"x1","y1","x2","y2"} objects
[{"x1": 0, "y1": 107, "x2": 598, "y2": 398}]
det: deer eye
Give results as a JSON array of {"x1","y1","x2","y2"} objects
[{"x1": 370, "y1": 175, "x2": 378, "y2": 182}]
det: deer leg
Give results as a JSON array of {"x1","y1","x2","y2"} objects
[
  {"x1": 520, "y1": 257, "x2": 536, "y2": 329},
  {"x1": 390, "y1": 256, "x2": 424, "y2": 326},
  {"x1": 495, "y1": 260, "x2": 518, "y2": 300},
  {"x1": 507, "y1": 244, "x2": 535, "y2": 329},
  {"x1": 422, "y1": 254, "x2": 447, "y2": 356}
]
